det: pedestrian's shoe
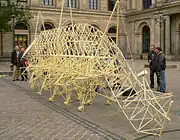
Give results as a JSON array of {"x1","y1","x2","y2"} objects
[
  {"x1": 150, "y1": 85, "x2": 154, "y2": 89},
  {"x1": 157, "y1": 86, "x2": 160, "y2": 92},
  {"x1": 157, "y1": 88, "x2": 160, "y2": 92},
  {"x1": 16, "y1": 79, "x2": 19, "y2": 81},
  {"x1": 12, "y1": 79, "x2": 15, "y2": 81}
]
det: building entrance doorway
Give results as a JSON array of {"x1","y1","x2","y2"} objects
[
  {"x1": 142, "y1": 26, "x2": 150, "y2": 53},
  {"x1": 14, "y1": 23, "x2": 29, "y2": 49},
  {"x1": 15, "y1": 34, "x2": 28, "y2": 49}
]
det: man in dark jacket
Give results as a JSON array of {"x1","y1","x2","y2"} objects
[
  {"x1": 156, "y1": 47, "x2": 166, "y2": 93},
  {"x1": 11, "y1": 46, "x2": 20, "y2": 81},
  {"x1": 148, "y1": 45, "x2": 160, "y2": 89}
]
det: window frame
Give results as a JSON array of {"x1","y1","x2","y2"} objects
[
  {"x1": 66, "y1": 0, "x2": 77, "y2": 8},
  {"x1": 108, "y1": 26, "x2": 117, "y2": 43},
  {"x1": 40, "y1": 0, "x2": 54, "y2": 6},
  {"x1": 41, "y1": 22, "x2": 55, "y2": 31},
  {"x1": 17, "y1": 0, "x2": 28, "y2": 3},
  {"x1": 108, "y1": 0, "x2": 115, "y2": 11},
  {"x1": 88, "y1": 0, "x2": 98, "y2": 10},
  {"x1": 142, "y1": 0, "x2": 152, "y2": 9}
]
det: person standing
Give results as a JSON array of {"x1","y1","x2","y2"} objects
[
  {"x1": 156, "y1": 47, "x2": 166, "y2": 93},
  {"x1": 19, "y1": 47, "x2": 28, "y2": 81},
  {"x1": 11, "y1": 46, "x2": 20, "y2": 81},
  {"x1": 148, "y1": 45, "x2": 160, "y2": 89}
]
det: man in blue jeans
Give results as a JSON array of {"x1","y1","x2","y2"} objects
[
  {"x1": 156, "y1": 47, "x2": 166, "y2": 93},
  {"x1": 148, "y1": 45, "x2": 160, "y2": 89}
]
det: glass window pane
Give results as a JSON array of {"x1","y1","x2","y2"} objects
[
  {"x1": 40, "y1": 0, "x2": 53, "y2": 6},
  {"x1": 66, "y1": 0, "x2": 69, "y2": 7},
  {"x1": 89, "y1": 0, "x2": 98, "y2": 9},
  {"x1": 49, "y1": 0, "x2": 53, "y2": 5},
  {"x1": 40, "y1": 0, "x2": 44, "y2": 4},
  {"x1": 143, "y1": 0, "x2": 152, "y2": 9},
  {"x1": 66, "y1": 0, "x2": 76, "y2": 8},
  {"x1": 72, "y1": 0, "x2": 76, "y2": 8}
]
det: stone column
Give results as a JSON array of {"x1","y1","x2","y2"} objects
[
  {"x1": 152, "y1": 0, "x2": 157, "y2": 6},
  {"x1": 151, "y1": 18, "x2": 155, "y2": 46},
  {"x1": 157, "y1": 22, "x2": 161, "y2": 48},
  {"x1": 139, "y1": 0, "x2": 142, "y2": 10},
  {"x1": 132, "y1": 0, "x2": 136, "y2": 9},
  {"x1": 136, "y1": 0, "x2": 141, "y2": 10},
  {"x1": 154, "y1": 18, "x2": 159, "y2": 47},
  {"x1": 175, "y1": 31, "x2": 179, "y2": 56},
  {"x1": 127, "y1": 0, "x2": 130, "y2": 10},
  {"x1": 135, "y1": 33, "x2": 141, "y2": 54},
  {"x1": 165, "y1": 15, "x2": 171, "y2": 55},
  {"x1": 0, "y1": 32, "x2": 2, "y2": 56}
]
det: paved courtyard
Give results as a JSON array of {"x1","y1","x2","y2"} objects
[
  {"x1": 0, "y1": 78, "x2": 107, "y2": 140},
  {"x1": 0, "y1": 60, "x2": 180, "y2": 140}
]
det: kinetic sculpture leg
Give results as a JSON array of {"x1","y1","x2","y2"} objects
[{"x1": 23, "y1": 23, "x2": 173, "y2": 136}]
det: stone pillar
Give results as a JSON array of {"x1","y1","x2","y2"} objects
[
  {"x1": 175, "y1": 31, "x2": 179, "y2": 55},
  {"x1": 127, "y1": 0, "x2": 131, "y2": 10},
  {"x1": 154, "y1": 19, "x2": 159, "y2": 47},
  {"x1": 152, "y1": 0, "x2": 157, "y2": 6},
  {"x1": 135, "y1": 33, "x2": 141, "y2": 54},
  {"x1": 151, "y1": 18, "x2": 155, "y2": 46},
  {"x1": 0, "y1": 32, "x2": 2, "y2": 56},
  {"x1": 132, "y1": 0, "x2": 136, "y2": 9},
  {"x1": 157, "y1": 22, "x2": 161, "y2": 48},
  {"x1": 136, "y1": 0, "x2": 140, "y2": 10},
  {"x1": 139, "y1": 0, "x2": 142, "y2": 10},
  {"x1": 178, "y1": 32, "x2": 180, "y2": 55},
  {"x1": 165, "y1": 15, "x2": 171, "y2": 55}
]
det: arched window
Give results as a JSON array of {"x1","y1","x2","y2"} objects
[
  {"x1": 15, "y1": 23, "x2": 28, "y2": 30},
  {"x1": 142, "y1": 25, "x2": 150, "y2": 53},
  {"x1": 90, "y1": 24, "x2": 100, "y2": 32},
  {"x1": 65, "y1": 23, "x2": 76, "y2": 31},
  {"x1": 143, "y1": 0, "x2": 152, "y2": 9},
  {"x1": 66, "y1": 0, "x2": 77, "y2": 8},
  {"x1": 108, "y1": 0, "x2": 115, "y2": 11},
  {"x1": 14, "y1": 23, "x2": 29, "y2": 49},
  {"x1": 89, "y1": 0, "x2": 98, "y2": 9},
  {"x1": 41, "y1": 22, "x2": 55, "y2": 30},
  {"x1": 91, "y1": 24, "x2": 99, "y2": 30},
  {"x1": 108, "y1": 26, "x2": 116, "y2": 43}
]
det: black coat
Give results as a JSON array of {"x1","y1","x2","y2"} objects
[
  {"x1": 157, "y1": 52, "x2": 166, "y2": 71},
  {"x1": 11, "y1": 50, "x2": 20, "y2": 66},
  {"x1": 148, "y1": 51, "x2": 157, "y2": 69}
]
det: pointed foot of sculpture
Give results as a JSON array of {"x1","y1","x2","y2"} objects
[
  {"x1": 49, "y1": 97, "x2": 54, "y2": 102},
  {"x1": 76, "y1": 97, "x2": 82, "y2": 101},
  {"x1": 37, "y1": 92, "x2": 43, "y2": 96},
  {"x1": 105, "y1": 99, "x2": 112, "y2": 105},
  {"x1": 64, "y1": 100, "x2": 71, "y2": 106},
  {"x1": 86, "y1": 100, "x2": 92, "y2": 105},
  {"x1": 78, "y1": 105, "x2": 85, "y2": 112}
]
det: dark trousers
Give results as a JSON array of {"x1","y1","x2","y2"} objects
[
  {"x1": 21, "y1": 68, "x2": 28, "y2": 81},
  {"x1": 150, "y1": 67, "x2": 160, "y2": 88}
]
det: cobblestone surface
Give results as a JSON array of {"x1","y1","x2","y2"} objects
[
  {"x1": 1, "y1": 60, "x2": 180, "y2": 140},
  {"x1": 0, "y1": 79, "x2": 104, "y2": 140}
]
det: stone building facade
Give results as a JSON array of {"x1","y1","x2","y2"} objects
[
  {"x1": 1, "y1": 0, "x2": 180, "y2": 60},
  {"x1": 0, "y1": 0, "x2": 127, "y2": 56},
  {"x1": 126, "y1": 0, "x2": 180, "y2": 59}
]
